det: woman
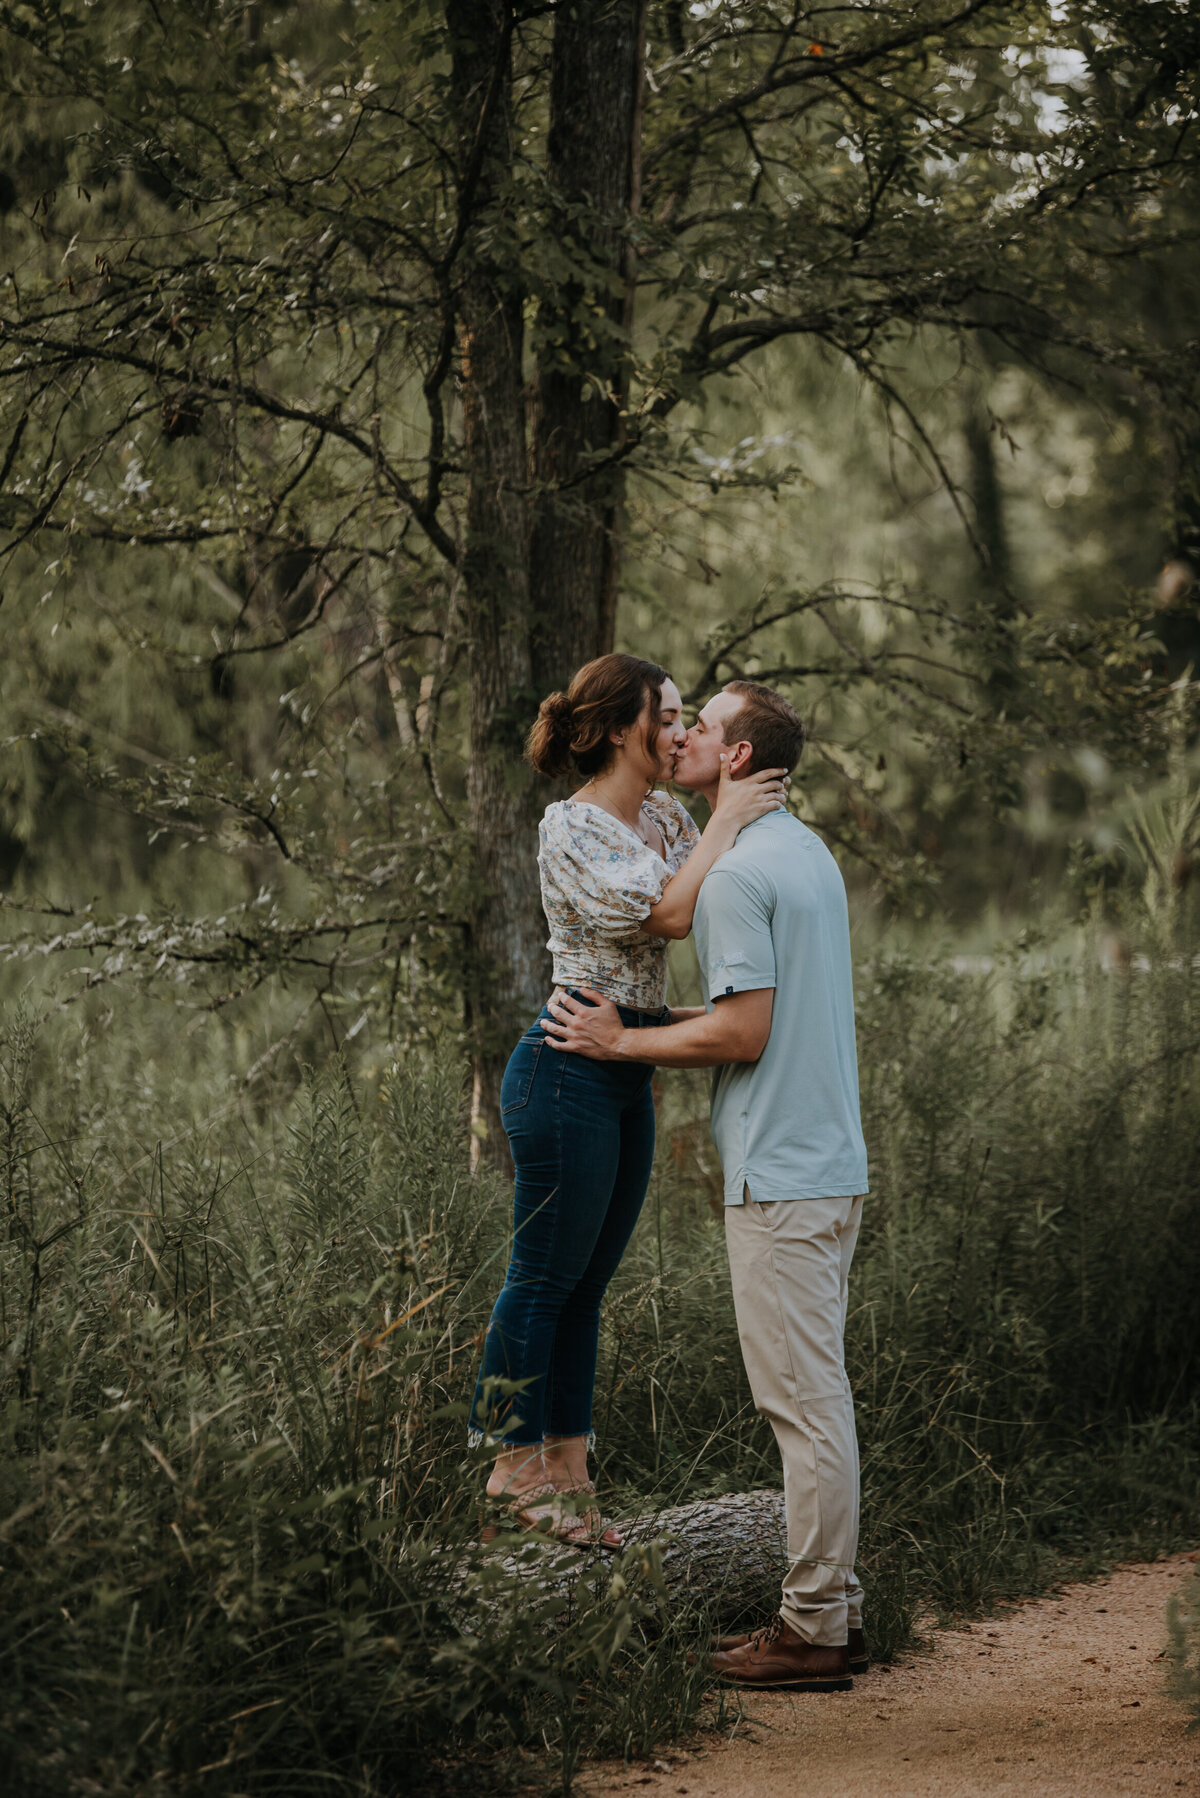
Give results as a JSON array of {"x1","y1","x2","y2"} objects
[{"x1": 470, "y1": 652, "x2": 787, "y2": 1547}]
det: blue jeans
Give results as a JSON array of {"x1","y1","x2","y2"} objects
[{"x1": 469, "y1": 995, "x2": 664, "y2": 1449}]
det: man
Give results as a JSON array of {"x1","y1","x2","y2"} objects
[{"x1": 540, "y1": 680, "x2": 869, "y2": 1693}]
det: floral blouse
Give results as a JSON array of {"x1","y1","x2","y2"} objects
[{"x1": 538, "y1": 792, "x2": 701, "y2": 1011}]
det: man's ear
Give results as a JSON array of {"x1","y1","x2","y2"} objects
[{"x1": 725, "y1": 739, "x2": 754, "y2": 776}]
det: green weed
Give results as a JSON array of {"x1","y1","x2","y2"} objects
[{"x1": 1, "y1": 924, "x2": 1198, "y2": 1793}]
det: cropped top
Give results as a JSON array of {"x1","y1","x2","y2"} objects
[{"x1": 538, "y1": 792, "x2": 701, "y2": 1011}]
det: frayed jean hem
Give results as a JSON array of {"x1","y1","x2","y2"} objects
[{"x1": 466, "y1": 1427, "x2": 597, "y2": 1452}]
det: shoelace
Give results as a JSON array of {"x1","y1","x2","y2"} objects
[{"x1": 747, "y1": 1612, "x2": 786, "y2": 1652}]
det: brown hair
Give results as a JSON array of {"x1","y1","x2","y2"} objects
[
  {"x1": 526, "y1": 653, "x2": 669, "y2": 781},
  {"x1": 721, "y1": 679, "x2": 805, "y2": 774}
]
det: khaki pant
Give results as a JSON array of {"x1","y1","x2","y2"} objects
[{"x1": 725, "y1": 1190, "x2": 865, "y2": 1647}]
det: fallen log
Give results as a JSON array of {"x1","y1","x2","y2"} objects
[
  {"x1": 450, "y1": 1488, "x2": 788, "y2": 1628},
  {"x1": 627, "y1": 1487, "x2": 787, "y2": 1619}
]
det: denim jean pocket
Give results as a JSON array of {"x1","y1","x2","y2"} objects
[{"x1": 501, "y1": 1042, "x2": 541, "y2": 1114}]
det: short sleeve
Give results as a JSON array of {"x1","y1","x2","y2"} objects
[
  {"x1": 693, "y1": 865, "x2": 777, "y2": 1004},
  {"x1": 539, "y1": 803, "x2": 672, "y2": 944}
]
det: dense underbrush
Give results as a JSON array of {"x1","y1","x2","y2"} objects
[{"x1": 1, "y1": 932, "x2": 1198, "y2": 1794}]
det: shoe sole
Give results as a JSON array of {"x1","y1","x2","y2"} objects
[
  {"x1": 715, "y1": 1674, "x2": 854, "y2": 1692},
  {"x1": 715, "y1": 1644, "x2": 870, "y2": 1677}
]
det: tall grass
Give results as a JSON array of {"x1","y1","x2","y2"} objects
[
  {"x1": 2, "y1": 926, "x2": 1198, "y2": 1795},
  {"x1": 1169, "y1": 1567, "x2": 1200, "y2": 1729}
]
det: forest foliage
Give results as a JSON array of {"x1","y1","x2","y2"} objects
[
  {"x1": 2, "y1": 7, "x2": 1200, "y2": 1789},
  {"x1": 1, "y1": 1, "x2": 1199, "y2": 1119}
]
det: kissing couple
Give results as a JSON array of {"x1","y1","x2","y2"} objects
[{"x1": 469, "y1": 652, "x2": 870, "y2": 1693}]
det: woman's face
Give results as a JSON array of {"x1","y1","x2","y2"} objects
[
  {"x1": 611, "y1": 677, "x2": 685, "y2": 784},
  {"x1": 650, "y1": 678, "x2": 686, "y2": 781}
]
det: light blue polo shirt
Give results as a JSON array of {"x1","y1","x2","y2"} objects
[{"x1": 692, "y1": 811, "x2": 868, "y2": 1205}]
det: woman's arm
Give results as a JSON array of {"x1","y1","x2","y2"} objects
[{"x1": 641, "y1": 760, "x2": 786, "y2": 941}]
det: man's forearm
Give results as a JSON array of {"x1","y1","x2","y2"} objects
[{"x1": 617, "y1": 1009, "x2": 747, "y2": 1067}]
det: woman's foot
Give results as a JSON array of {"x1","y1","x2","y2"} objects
[
  {"x1": 541, "y1": 1435, "x2": 623, "y2": 1550},
  {"x1": 485, "y1": 1445, "x2": 550, "y2": 1504},
  {"x1": 482, "y1": 1483, "x2": 621, "y2": 1550},
  {"x1": 482, "y1": 1446, "x2": 558, "y2": 1544},
  {"x1": 554, "y1": 1480, "x2": 624, "y2": 1551},
  {"x1": 505, "y1": 1488, "x2": 621, "y2": 1550},
  {"x1": 542, "y1": 1433, "x2": 591, "y2": 1491},
  {"x1": 483, "y1": 1443, "x2": 623, "y2": 1550}
]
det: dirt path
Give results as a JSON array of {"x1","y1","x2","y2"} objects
[{"x1": 584, "y1": 1555, "x2": 1199, "y2": 1798}]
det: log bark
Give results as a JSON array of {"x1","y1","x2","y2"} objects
[
  {"x1": 627, "y1": 1486, "x2": 786, "y2": 1619},
  {"x1": 462, "y1": 1488, "x2": 788, "y2": 1624}
]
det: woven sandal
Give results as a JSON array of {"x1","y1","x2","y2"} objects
[{"x1": 481, "y1": 1481, "x2": 622, "y2": 1551}]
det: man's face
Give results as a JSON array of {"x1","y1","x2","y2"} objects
[{"x1": 673, "y1": 690, "x2": 748, "y2": 791}]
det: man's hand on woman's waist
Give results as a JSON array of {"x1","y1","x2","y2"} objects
[
  {"x1": 542, "y1": 988, "x2": 626, "y2": 1059},
  {"x1": 541, "y1": 986, "x2": 773, "y2": 1066}
]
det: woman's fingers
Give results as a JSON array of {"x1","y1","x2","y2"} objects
[
  {"x1": 727, "y1": 764, "x2": 788, "y2": 789},
  {"x1": 716, "y1": 758, "x2": 790, "y2": 821}
]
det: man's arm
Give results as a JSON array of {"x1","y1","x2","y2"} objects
[
  {"x1": 550, "y1": 988, "x2": 706, "y2": 1028},
  {"x1": 541, "y1": 986, "x2": 773, "y2": 1067}
]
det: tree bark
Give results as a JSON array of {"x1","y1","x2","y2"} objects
[
  {"x1": 627, "y1": 1486, "x2": 785, "y2": 1617},
  {"x1": 447, "y1": 0, "x2": 549, "y2": 1164},
  {"x1": 964, "y1": 348, "x2": 1020, "y2": 722},
  {"x1": 454, "y1": 1488, "x2": 788, "y2": 1624},
  {"x1": 449, "y1": 0, "x2": 651, "y2": 1158},
  {"x1": 529, "y1": 0, "x2": 647, "y2": 687}
]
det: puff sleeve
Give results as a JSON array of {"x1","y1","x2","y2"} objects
[
  {"x1": 539, "y1": 802, "x2": 672, "y2": 945},
  {"x1": 645, "y1": 792, "x2": 700, "y2": 869}
]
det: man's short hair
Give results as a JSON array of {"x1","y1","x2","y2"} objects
[{"x1": 721, "y1": 679, "x2": 805, "y2": 775}]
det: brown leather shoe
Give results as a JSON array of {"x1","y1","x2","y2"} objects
[
  {"x1": 714, "y1": 1623, "x2": 869, "y2": 1676},
  {"x1": 712, "y1": 1613, "x2": 853, "y2": 1691}
]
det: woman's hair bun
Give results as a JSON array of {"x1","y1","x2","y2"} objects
[
  {"x1": 525, "y1": 690, "x2": 575, "y2": 778},
  {"x1": 542, "y1": 691, "x2": 573, "y2": 732}
]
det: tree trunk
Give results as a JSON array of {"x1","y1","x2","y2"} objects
[
  {"x1": 1154, "y1": 407, "x2": 1200, "y2": 678},
  {"x1": 964, "y1": 394, "x2": 1012, "y2": 603},
  {"x1": 964, "y1": 342, "x2": 1019, "y2": 712},
  {"x1": 449, "y1": 0, "x2": 651, "y2": 1158},
  {"x1": 448, "y1": 0, "x2": 550, "y2": 1165},
  {"x1": 454, "y1": 1488, "x2": 789, "y2": 1625},
  {"x1": 529, "y1": 0, "x2": 647, "y2": 687}
]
